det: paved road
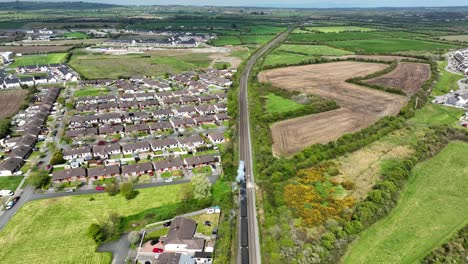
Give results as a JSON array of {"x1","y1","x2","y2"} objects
[
  {"x1": 98, "y1": 233, "x2": 130, "y2": 264},
  {"x1": 0, "y1": 185, "x2": 34, "y2": 231},
  {"x1": 237, "y1": 28, "x2": 294, "y2": 264}
]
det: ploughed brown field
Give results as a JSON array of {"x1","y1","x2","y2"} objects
[
  {"x1": 258, "y1": 61, "x2": 428, "y2": 156},
  {"x1": 0, "y1": 90, "x2": 28, "y2": 119},
  {"x1": 364, "y1": 62, "x2": 431, "y2": 96}
]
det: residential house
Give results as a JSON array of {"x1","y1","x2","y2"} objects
[
  {"x1": 149, "y1": 121, "x2": 173, "y2": 134},
  {"x1": 122, "y1": 142, "x2": 151, "y2": 155},
  {"x1": 87, "y1": 165, "x2": 120, "y2": 181},
  {"x1": 8, "y1": 145, "x2": 32, "y2": 160},
  {"x1": 63, "y1": 146, "x2": 93, "y2": 160},
  {"x1": 153, "y1": 157, "x2": 184, "y2": 172},
  {"x1": 194, "y1": 252, "x2": 213, "y2": 264},
  {"x1": 150, "y1": 138, "x2": 178, "y2": 151},
  {"x1": 214, "y1": 113, "x2": 229, "y2": 122},
  {"x1": 177, "y1": 135, "x2": 204, "y2": 149},
  {"x1": 195, "y1": 105, "x2": 216, "y2": 115},
  {"x1": 184, "y1": 155, "x2": 215, "y2": 168},
  {"x1": 125, "y1": 123, "x2": 150, "y2": 134},
  {"x1": 66, "y1": 128, "x2": 98, "y2": 138},
  {"x1": 0, "y1": 158, "x2": 24, "y2": 176},
  {"x1": 160, "y1": 217, "x2": 205, "y2": 254},
  {"x1": 52, "y1": 167, "x2": 87, "y2": 183},
  {"x1": 98, "y1": 125, "x2": 124, "y2": 136},
  {"x1": 121, "y1": 162, "x2": 153, "y2": 177},
  {"x1": 92, "y1": 143, "x2": 121, "y2": 159},
  {"x1": 193, "y1": 115, "x2": 216, "y2": 125},
  {"x1": 207, "y1": 132, "x2": 225, "y2": 144}
]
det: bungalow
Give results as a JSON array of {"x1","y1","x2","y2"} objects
[
  {"x1": 0, "y1": 158, "x2": 24, "y2": 176},
  {"x1": 184, "y1": 154, "x2": 215, "y2": 168},
  {"x1": 87, "y1": 165, "x2": 120, "y2": 181},
  {"x1": 4, "y1": 78, "x2": 21, "y2": 89},
  {"x1": 122, "y1": 141, "x2": 151, "y2": 155},
  {"x1": 98, "y1": 102, "x2": 119, "y2": 112},
  {"x1": 177, "y1": 135, "x2": 204, "y2": 148},
  {"x1": 160, "y1": 217, "x2": 205, "y2": 254},
  {"x1": 134, "y1": 92, "x2": 155, "y2": 101},
  {"x1": 195, "y1": 105, "x2": 217, "y2": 115},
  {"x1": 214, "y1": 113, "x2": 229, "y2": 122},
  {"x1": 175, "y1": 106, "x2": 197, "y2": 116},
  {"x1": 52, "y1": 167, "x2": 87, "y2": 183},
  {"x1": 155, "y1": 91, "x2": 174, "y2": 100},
  {"x1": 96, "y1": 95, "x2": 117, "y2": 103},
  {"x1": 133, "y1": 112, "x2": 152, "y2": 122},
  {"x1": 69, "y1": 115, "x2": 99, "y2": 127},
  {"x1": 207, "y1": 132, "x2": 225, "y2": 144},
  {"x1": 152, "y1": 109, "x2": 175, "y2": 119},
  {"x1": 198, "y1": 94, "x2": 218, "y2": 104},
  {"x1": 193, "y1": 115, "x2": 216, "y2": 125},
  {"x1": 148, "y1": 121, "x2": 173, "y2": 133},
  {"x1": 76, "y1": 104, "x2": 98, "y2": 113},
  {"x1": 180, "y1": 96, "x2": 199, "y2": 105},
  {"x1": 214, "y1": 103, "x2": 227, "y2": 112},
  {"x1": 172, "y1": 90, "x2": 190, "y2": 97},
  {"x1": 98, "y1": 113, "x2": 122, "y2": 125},
  {"x1": 9, "y1": 145, "x2": 32, "y2": 160},
  {"x1": 66, "y1": 128, "x2": 98, "y2": 138},
  {"x1": 119, "y1": 101, "x2": 140, "y2": 110},
  {"x1": 170, "y1": 118, "x2": 196, "y2": 128},
  {"x1": 98, "y1": 125, "x2": 124, "y2": 135},
  {"x1": 150, "y1": 138, "x2": 178, "y2": 151},
  {"x1": 121, "y1": 93, "x2": 136, "y2": 102},
  {"x1": 19, "y1": 76, "x2": 35, "y2": 86},
  {"x1": 92, "y1": 143, "x2": 121, "y2": 159},
  {"x1": 121, "y1": 162, "x2": 153, "y2": 177},
  {"x1": 139, "y1": 100, "x2": 159, "y2": 109},
  {"x1": 163, "y1": 97, "x2": 182, "y2": 106},
  {"x1": 63, "y1": 146, "x2": 93, "y2": 160},
  {"x1": 153, "y1": 157, "x2": 185, "y2": 172},
  {"x1": 125, "y1": 123, "x2": 150, "y2": 134},
  {"x1": 75, "y1": 96, "x2": 98, "y2": 105}
]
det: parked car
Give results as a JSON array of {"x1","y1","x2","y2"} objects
[
  {"x1": 0, "y1": 190, "x2": 14, "y2": 196},
  {"x1": 163, "y1": 221, "x2": 171, "y2": 227},
  {"x1": 212, "y1": 228, "x2": 218, "y2": 235},
  {"x1": 152, "y1": 248, "x2": 163, "y2": 253},
  {"x1": 95, "y1": 186, "x2": 105, "y2": 191},
  {"x1": 65, "y1": 188, "x2": 75, "y2": 193},
  {"x1": 150, "y1": 239, "x2": 159, "y2": 245},
  {"x1": 204, "y1": 221, "x2": 211, "y2": 226},
  {"x1": 5, "y1": 196, "x2": 20, "y2": 210},
  {"x1": 165, "y1": 178, "x2": 173, "y2": 183}
]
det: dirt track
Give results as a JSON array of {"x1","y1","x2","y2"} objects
[
  {"x1": 258, "y1": 61, "x2": 408, "y2": 156},
  {"x1": 0, "y1": 89, "x2": 27, "y2": 119},
  {"x1": 365, "y1": 62, "x2": 431, "y2": 96}
]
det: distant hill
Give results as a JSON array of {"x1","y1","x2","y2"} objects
[{"x1": 0, "y1": 1, "x2": 119, "y2": 10}]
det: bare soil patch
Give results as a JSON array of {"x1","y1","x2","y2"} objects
[
  {"x1": 0, "y1": 89, "x2": 28, "y2": 119},
  {"x1": 259, "y1": 61, "x2": 408, "y2": 156},
  {"x1": 365, "y1": 62, "x2": 431, "y2": 96}
]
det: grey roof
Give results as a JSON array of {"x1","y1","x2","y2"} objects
[
  {"x1": 0, "y1": 158, "x2": 24, "y2": 173},
  {"x1": 87, "y1": 165, "x2": 120, "y2": 178},
  {"x1": 9, "y1": 145, "x2": 32, "y2": 159},
  {"x1": 154, "y1": 253, "x2": 182, "y2": 264},
  {"x1": 62, "y1": 146, "x2": 92, "y2": 157},
  {"x1": 161, "y1": 217, "x2": 205, "y2": 251},
  {"x1": 122, "y1": 141, "x2": 150, "y2": 152},
  {"x1": 208, "y1": 132, "x2": 224, "y2": 142},
  {"x1": 121, "y1": 162, "x2": 153, "y2": 174},
  {"x1": 92, "y1": 143, "x2": 121, "y2": 156},
  {"x1": 52, "y1": 167, "x2": 86, "y2": 180}
]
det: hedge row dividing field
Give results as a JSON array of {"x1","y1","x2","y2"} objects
[
  {"x1": 10, "y1": 53, "x2": 68, "y2": 67},
  {"x1": 343, "y1": 141, "x2": 468, "y2": 264},
  {"x1": 326, "y1": 38, "x2": 458, "y2": 53}
]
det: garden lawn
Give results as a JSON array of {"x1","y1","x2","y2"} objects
[
  {"x1": 409, "y1": 104, "x2": 464, "y2": 127},
  {"x1": 0, "y1": 176, "x2": 23, "y2": 190},
  {"x1": 327, "y1": 38, "x2": 458, "y2": 53},
  {"x1": 343, "y1": 141, "x2": 468, "y2": 264},
  {"x1": 277, "y1": 44, "x2": 353, "y2": 56},
  {"x1": 74, "y1": 87, "x2": 110, "y2": 97},
  {"x1": 263, "y1": 93, "x2": 304, "y2": 113},
  {"x1": 432, "y1": 61, "x2": 464, "y2": 96},
  {"x1": 11, "y1": 53, "x2": 68, "y2": 67},
  {"x1": 0, "y1": 184, "x2": 185, "y2": 264},
  {"x1": 69, "y1": 52, "x2": 212, "y2": 79}
]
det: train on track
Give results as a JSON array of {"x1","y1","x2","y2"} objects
[{"x1": 238, "y1": 160, "x2": 249, "y2": 264}]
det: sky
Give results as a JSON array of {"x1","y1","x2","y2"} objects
[{"x1": 0, "y1": 0, "x2": 467, "y2": 8}]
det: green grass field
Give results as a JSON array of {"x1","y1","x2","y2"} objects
[
  {"x1": 69, "y1": 52, "x2": 212, "y2": 79},
  {"x1": 211, "y1": 35, "x2": 242, "y2": 46},
  {"x1": 432, "y1": 61, "x2": 464, "y2": 96},
  {"x1": 263, "y1": 93, "x2": 304, "y2": 113},
  {"x1": 440, "y1": 35, "x2": 468, "y2": 42},
  {"x1": 0, "y1": 176, "x2": 23, "y2": 191},
  {"x1": 64, "y1": 32, "x2": 89, "y2": 39},
  {"x1": 11, "y1": 53, "x2": 68, "y2": 67},
  {"x1": 248, "y1": 25, "x2": 286, "y2": 34},
  {"x1": 74, "y1": 87, "x2": 109, "y2": 97},
  {"x1": 287, "y1": 31, "x2": 429, "y2": 43},
  {"x1": 277, "y1": 44, "x2": 353, "y2": 56},
  {"x1": 263, "y1": 51, "x2": 310, "y2": 67},
  {"x1": 0, "y1": 184, "x2": 185, "y2": 264},
  {"x1": 304, "y1": 26, "x2": 376, "y2": 33},
  {"x1": 327, "y1": 38, "x2": 458, "y2": 53},
  {"x1": 343, "y1": 141, "x2": 468, "y2": 264},
  {"x1": 240, "y1": 34, "x2": 276, "y2": 45},
  {"x1": 409, "y1": 104, "x2": 464, "y2": 127}
]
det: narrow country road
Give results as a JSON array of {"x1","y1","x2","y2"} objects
[{"x1": 237, "y1": 27, "x2": 294, "y2": 264}]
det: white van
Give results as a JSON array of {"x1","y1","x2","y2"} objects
[{"x1": 0, "y1": 190, "x2": 14, "y2": 196}]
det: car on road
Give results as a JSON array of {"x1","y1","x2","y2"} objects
[
  {"x1": 152, "y1": 248, "x2": 163, "y2": 253},
  {"x1": 5, "y1": 196, "x2": 20, "y2": 210},
  {"x1": 95, "y1": 186, "x2": 105, "y2": 191},
  {"x1": 165, "y1": 178, "x2": 173, "y2": 183},
  {"x1": 65, "y1": 188, "x2": 75, "y2": 193},
  {"x1": 163, "y1": 221, "x2": 171, "y2": 227}
]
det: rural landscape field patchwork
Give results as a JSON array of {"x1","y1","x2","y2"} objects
[{"x1": 0, "y1": 2, "x2": 467, "y2": 264}]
